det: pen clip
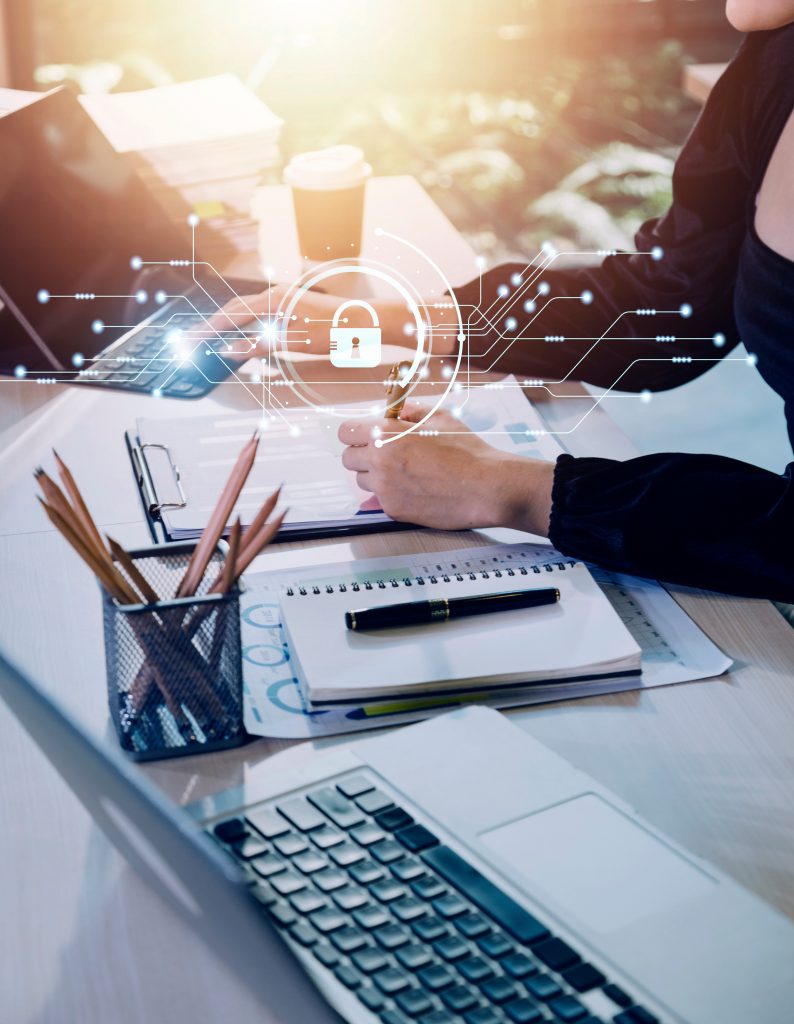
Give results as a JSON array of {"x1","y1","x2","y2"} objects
[{"x1": 133, "y1": 443, "x2": 188, "y2": 515}]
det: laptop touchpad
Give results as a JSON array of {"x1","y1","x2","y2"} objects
[{"x1": 479, "y1": 793, "x2": 715, "y2": 934}]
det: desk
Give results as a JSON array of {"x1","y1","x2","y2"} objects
[{"x1": 2, "y1": 177, "x2": 794, "y2": 1024}]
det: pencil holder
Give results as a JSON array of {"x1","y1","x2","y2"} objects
[{"x1": 101, "y1": 541, "x2": 248, "y2": 761}]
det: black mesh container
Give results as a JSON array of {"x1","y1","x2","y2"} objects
[{"x1": 102, "y1": 541, "x2": 248, "y2": 761}]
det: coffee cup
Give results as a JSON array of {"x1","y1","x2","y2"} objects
[{"x1": 284, "y1": 145, "x2": 372, "y2": 260}]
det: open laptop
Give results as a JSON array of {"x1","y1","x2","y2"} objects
[
  {"x1": 0, "y1": 88, "x2": 264, "y2": 398},
  {"x1": 2, "y1": 648, "x2": 793, "y2": 1024}
]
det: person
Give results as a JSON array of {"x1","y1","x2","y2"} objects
[{"x1": 211, "y1": 3, "x2": 794, "y2": 602}]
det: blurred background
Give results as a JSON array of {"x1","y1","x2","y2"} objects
[
  {"x1": 2, "y1": 0, "x2": 788, "y2": 469},
  {"x1": 2, "y1": 0, "x2": 740, "y2": 262}
]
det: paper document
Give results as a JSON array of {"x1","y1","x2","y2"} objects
[{"x1": 239, "y1": 543, "x2": 732, "y2": 739}]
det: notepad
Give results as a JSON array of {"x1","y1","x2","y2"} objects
[{"x1": 281, "y1": 561, "x2": 641, "y2": 705}]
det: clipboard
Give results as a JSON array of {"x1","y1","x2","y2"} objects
[{"x1": 124, "y1": 429, "x2": 415, "y2": 545}]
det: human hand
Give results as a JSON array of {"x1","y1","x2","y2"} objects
[{"x1": 339, "y1": 402, "x2": 554, "y2": 534}]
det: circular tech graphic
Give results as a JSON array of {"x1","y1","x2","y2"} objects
[{"x1": 272, "y1": 256, "x2": 465, "y2": 443}]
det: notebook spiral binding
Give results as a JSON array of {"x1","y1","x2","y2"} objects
[{"x1": 284, "y1": 561, "x2": 576, "y2": 597}]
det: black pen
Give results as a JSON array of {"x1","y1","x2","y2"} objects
[{"x1": 345, "y1": 587, "x2": 560, "y2": 632}]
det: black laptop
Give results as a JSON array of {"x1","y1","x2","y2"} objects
[{"x1": 0, "y1": 87, "x2": 264, "y2": 398}]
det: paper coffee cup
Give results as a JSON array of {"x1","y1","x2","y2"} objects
[{"x1": 284, "y1": 145, "x2": 372, "y2": 260}]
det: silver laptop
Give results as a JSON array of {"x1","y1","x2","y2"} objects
[{"x1": 2, "y1": 649, "x2": 792, "y2": 1024}]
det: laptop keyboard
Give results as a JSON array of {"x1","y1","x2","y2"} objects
[
  {"x1": 210, "y1": 774, "x2": 661, "y2": 1024},
  {"x1": 76, "y1": 309, "x2": 245, "y2": 398}
]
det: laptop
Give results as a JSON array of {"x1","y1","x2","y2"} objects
[
  {"x1": 2, "y1": 648, "x2": 793, "y2": 1024},
  {"x1": 0, "y1": 87, "x2": 265, "y2": 398}
]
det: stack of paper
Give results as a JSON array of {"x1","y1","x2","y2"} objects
[{"x1": 80, "y1": 75, "x2": 283, "y2": 259}]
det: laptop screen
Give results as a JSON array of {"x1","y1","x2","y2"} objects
[{"x1": 0, "y1": 88, "x2": 190, "y2": 373}]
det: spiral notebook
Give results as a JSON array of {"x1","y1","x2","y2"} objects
[{"x1": 280, "y1": 560, "x2": 642, "y2": 705}]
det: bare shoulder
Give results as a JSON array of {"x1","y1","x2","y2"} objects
[{"x1": 755, "y1": 105, "x2": 794, "y2": 262}]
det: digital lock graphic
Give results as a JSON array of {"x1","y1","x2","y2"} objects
[{"x1": 329, "y1": 299, "x2": 382, "y2": 368}]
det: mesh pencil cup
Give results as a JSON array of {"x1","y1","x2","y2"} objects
[{"x1": 101, "y1": 541, "x2": 248, "y2": 761}]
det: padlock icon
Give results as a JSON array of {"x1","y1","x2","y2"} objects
[{"x1": 329, "y1": 300, "x2": 382, "y2": 368}]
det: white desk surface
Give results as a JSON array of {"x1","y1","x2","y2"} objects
[{"x1": 2, "y1": 177, "x2": 794, "y2": 1024}]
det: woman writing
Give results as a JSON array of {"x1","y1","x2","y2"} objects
[{"x1": 212, "y1": 3, "x2": 794, "y2": 602}]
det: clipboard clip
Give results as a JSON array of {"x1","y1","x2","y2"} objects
[{"x1": 131, "y1": 442, "x2": 188, "y2": 516}]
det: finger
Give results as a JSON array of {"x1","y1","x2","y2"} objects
[
  {"x1": 338, "y1": 419, "x2": 376, "y2": 446},
  {"x1": 355, "y1": 472, "x2": 374, "y2": 493},
  {"x1": 342, "y1": 445, "x2": 371, "y2": 472},
  {"x1": 398, "y1": 400, "x2": 433, "y2": 424}
]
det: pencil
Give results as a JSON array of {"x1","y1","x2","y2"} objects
[
  {"x1": 384, "y1": 361, "x2": 413, "y2": 420},
  {"x1": 107, "y1": 536, "x2": 161, "y2": 605}
]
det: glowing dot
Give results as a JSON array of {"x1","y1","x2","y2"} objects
[
  {"x1": 475, "y1": 255, "x2": 487, "y2": 269},
  {"x1": 187, "y1": 213, "x2": 200, "y2": 227},
  {"x1": 538, "y1": 282, "x2": 550, "y2": 295},
  {"x1": 37, "y1": 289, "x2": 50, "y2": 304},
  {"x1": 505, "y1": 316, "x2": 517, "y2": 331},
  {"x1": 457, "y1": 333, "x2": 465, "y2": 343},
  {"x1": 289, "y1": 425, "x2": 301, "y2": 437},
  {"x1": 497, "y1": 284, "x2": 509, "y2": 298},
  {"x1": 372, "y1": 426, "x2": 382, "y2": 439},
  {"x1": 713, "y1": 332, "x2": 726, "y2": 348},
  {"x1": 152, "y1": 387, "x2": 162, "y2": 398},
  {"x1": 441, "y1": 365, "x2": 452, "y2": 379},
  {"x1": 523, "y1": 299, "x2": 536, "y2": 313},
  {"x1": 580, "y1": 290, "x2": 593, "y2": 305},
  {"x1": 510, "y1": 272, "x2": 522, "y2": 286},
  {"x1": 403, "y1": 322, "x2": 415, "y2": 336},
  {"x1": 135, "y1": 290, "x2": 147, "y2": 304},
  {"x1": 155, "y1": 290, "x2": 167, "y2": 304},
  {"x1": 640, "y1": 389, "x2": 652, "y2": 403},
  {"x1": 679, "y1": 303, "x2": 692, "y2": 318},
  {"x1": 746, "y1": 352, "x2": 758, "y2": 366},
  {"x1": 166, "y1": 328, "x2": 183, "y2": 346},
  {"x1": 71, "y1": 353, "x2": 84, "y2": 368},
  {"x1": 91, "y1": 319, "x2": 104, "y2": 334},
  {"x1": 541, "y1": 240, "x2": 555, "y2": 255},
  {"x1": 452, "y1": 407, "x2": 463, "y2": 418},
  {"x1": 374, "y1": 438, "x2": 383, "y2": 449},
  {"x1": 13, "y1": 364, "x2": 26, "y2": 378},
  {"x1": 651, "y1": 246, "x2": 664, "y2": 261},
  {"x1": 130, "y1": 256, "x2": 142, "y2": 270}
]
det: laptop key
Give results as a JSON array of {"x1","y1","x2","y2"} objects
[
  {"x1": 411, "y1": 876, "x2": 446, "y2": 901},
  {"x1": 547, "y1": 994, "x2": 588, "y2": 1021},
  {"x1": 395, "y1": 987, "x2": 434, "y2": 1018},
  {"x1": 250, "y1": 853, "x2": 286, "y2": 879},
  {"x1": 233, "y1": 834, "x2": 268, "y2": 860},
  {"x1": 392, "y1": 858, "x2": 426, "y2": 882},
  {"x1": 269, "y1": 902, "x2": 297, "y2": 927},
  {"x1": 293, "y1": 850, "x2": 329, "y2": 875},
  {"x1": 480, "y1": 976, "x2": 520, "y2": 1005},
  {"x1": 314, "y1": 869, "x2": 348, "y2": 892},
  {"x1": 371, "y1": 840, "x2": 407, "y2": 865},
  {"x1": 433, "y1": 935, "x2": 469, "y2": 962},
  {"x1": 562, "y1": 962, "x2": 606, "y2": 993},
  {"x1": 310, "y1": 908, "x2": 348, "y2": 934},
  {"x1": 276, "y1": 797, "x2": 326, "y2": 832},
  {"x1": 329, "y1": 842, "x2": 366, "y2": 867},
  {"x1": 420, "y1": 1013, "x2": 456, "y2": 1024},
  {"x1": 373, "y1": 966, "x2": 412, "y2": 995},
  {"x1": 412, "y1": 918, "x2": 450, "y2": 943},
  {"x1": 309, "y1": 786, "x2": 365, "y2": 829},
  {"x1": 271, "y1": 871, "x2": 307, "y2": 896},
  {"x1": 330, "y1": 925, "x2": 369, "y2": 954},
  {"x1": 334, "y1": 963, "x2": 362, "y2": 989},
  {"x1": 312, "y1": 942, "x2": 339, "y2": 968},
  {"x1": 441, "y1": 984, "x2": 480, "y2": 1013},
  {"x1": 380, "y1": 1011, "x2": 410, "y2": 1024},
  {"x1": 501, "y1": 952, "x2": 537, "y2": 979},
  {"x1": 273, "y1": 832, "x2": 309, "y2": 857},
  {"x1": 455, "y1": 913, "x2": 490, "y2": 939},
  {"x1": 350, "y1": 860, "x2": 387, "y2": 886},
  {"x1": 457, "y1": 956, "x2": 494, "y2": 984},
  {"x1": 525, "y1": 973, "x2": 562, "y2": 1002},
  {"x1": 465, "y1": 1008, "x2": 504, "y2": 1024},
  {"x1": 353, "y1": 905, "x2": 391, "y2": 931},
  {"x1": 432, "y1": 894, "x2": 468, "y2": 919},
  {"x1": 392, "y1": 897, "x2": 428, "y2": 923},
  {"x1": 422, "y1": 846, "x2": 550, "y2": 946},
  {"x1": 355, "y1": 789, "x2": 395, "y2": 815},
  {"x1": 352, "y1": 947, "x2": 390, "y2": 974},
  {"x1": 289, "y1": 921, "x2": 318, "y2": 947},
  {"x1": 602, "y1": 983, "x2": 632, "y2": 1008},
  {"x1": 332, "y1": 887, "x2": 369, "y2": 912},
  {"x1": 372, "y1": 879, "x2": 408, "y2": 903},
  {"x1": 395, "y1": 942, "x2": 434, "y2": 971},
  {"x1": 337, "y1": 774, "x2": 374, "y2": 798},
  {"x1": 614, "y1": 1010, "x2": 658, "y2": 1024},
  {"x1": 213, "y1": 818, "x2": 247, "y2": 843},
  {"x1": 289, "y1": 889, "x2": 327, "y2": 915},
  {"x1": 375, "y1": 806, "x2": 415, "y2": 832},
  {"x1": 395, "y1": 824, "x2": 439, "y2": 853},
  {"x1": 477, "y1": 933, "x2": 513, "y2": 959},
  {"x1": 418, "y1": 962, "x2": 456, "y2": 992},
  {"x1": 311, "y1": 825, "x2": 345, "y2": 849},
  {"x1": 504, "y1": 999, "x2": 544, "y2": 1023},
  {"x1": 350, "y1": 821, "x2": 387, "y2": 847},
  {"x1": 375, "y1": 924, "x2": 412, "y2": 950},
  {"x1": 358, "y1": 985, "x2": 385, "y2": 1012},
  {"x1": 247, "y1": 807, "x2": 290, "y2": 839},
  {"x1": 533, "y1": 936, "x2": 580, "y2": 972}
]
